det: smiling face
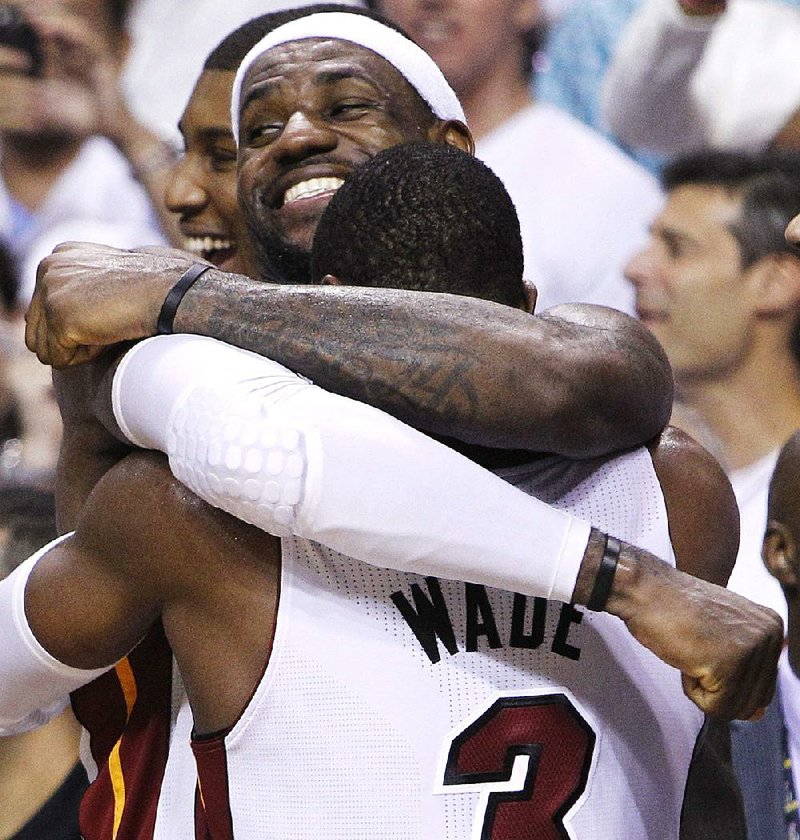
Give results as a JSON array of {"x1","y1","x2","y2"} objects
[
  {"x1": 166, "y1": 69, "x2": 253, "y2": 272},
  {"x1": 235, "y1": 36, "x2": 463, "y2": 281},
  {"x1": 624, "y1": 184, "x2": 761, "y2": 384}
]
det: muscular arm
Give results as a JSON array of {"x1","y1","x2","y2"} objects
[
  {"x1": 26, "y1": 244, "x2": 673, "y2": 456},
  {"x1": 108, "y1": 334, "x2": 781, "y2": 720},
  {"x1": 10, "y1": 452, "x2": 280, "y2": 736},
  {"x1": 649, "y1": 425, "x2": 739, "y2": 586}
]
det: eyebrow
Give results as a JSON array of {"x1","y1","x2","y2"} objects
[
  {"x1": 177, "y1": 122, "x2": 233, "y2": 142},
  {"x1": 239, "y1": 65, "x2": 383, "y2": 116},
  {"x1": 654, "y1": 224, "x2": 699, "y2": 250}
]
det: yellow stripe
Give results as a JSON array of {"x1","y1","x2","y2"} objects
[{"x1": 108, "y1": 658, "x2": 138, "y2": 839}]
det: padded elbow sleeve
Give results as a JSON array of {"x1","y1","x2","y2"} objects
[
  {"x1": 113, "y1": 335, "x2": 590, "y2": 602},
  {"x1": 0, "y1": 538, "x2": 112, "y2": 735}
]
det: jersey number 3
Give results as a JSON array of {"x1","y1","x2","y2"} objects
[{"x1": 443, "y1": 694, "x2": 596, "y2": 840}]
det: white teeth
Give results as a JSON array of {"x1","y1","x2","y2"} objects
[
  {"x1": 184, "y1": 236, "x2": 233, "y2": 255},
  {"x1": 283, "y1": 177, "x2": 344, "y2": 206}
]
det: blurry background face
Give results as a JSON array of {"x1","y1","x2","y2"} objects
[
  {"x1": 625, "y1": 185, "x2": 758, "y2": 384},
  {"x1": 20, "y1": 0, "x2": 125, "y2": 50},
  {"x1": 375, "y1": 0, "x2": 539, "y2": 96}
]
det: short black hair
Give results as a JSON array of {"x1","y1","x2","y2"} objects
[
  {"x1": 662, "y1": 150, "x2": 800, "y2": 269},
  {"x1": 204, "y1": 4, "x2": 402, "y2": 72},
  {"x1": 311, "y1": 142, "x2": 525, "y2": 307}
]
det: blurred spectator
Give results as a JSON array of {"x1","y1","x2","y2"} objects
[
  {"x1": 625, "y1": 150, "x2": 800, "y2": 624},
  {"x1": 536, "y1": 0, "x2": 800, "y2": 171},
  {"x1": 602, "y1": 0, "x2": 800, "y2": 159},
  {"x1": 0, "y1": 0, "x2": 168, "y2": 306},
  {"x1": 0, "y1": 237, "x2": 83, "y2": 840},
  {"x1": 370, "y1": 0, "x2": 662, "y2": 313},
  {"x1": 730, "y1": 431, "x2": 800, "y2": 840},
  {"x1": 0, "y1": 473, "x2": 83, "y2": 840},
  {"x1": 0, "y1": 237, "x2": 59, "y2": 490}
]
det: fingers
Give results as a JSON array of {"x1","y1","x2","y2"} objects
[{"x1": 680, "y1": 608, "x2": 782, "y2": 720}]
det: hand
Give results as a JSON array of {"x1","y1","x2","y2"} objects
[
  {"x1": 678, "y1": 0, "x2": 727, "y2": 15},
  {"x1": 25, "y1": 242, "x2": 202, "y2": 368},
  {"x1": 607, "y1": 544, "x2": 783, "y2": 720}
]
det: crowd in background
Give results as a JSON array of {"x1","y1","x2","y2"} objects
[{"x1": 2, "y1": 0, "x2": 800, "y2": 838}]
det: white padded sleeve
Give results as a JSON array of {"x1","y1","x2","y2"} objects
[
  {"x1": 0, "y1": 536, "x2": 112, "y2": 735},
  {"x1": 112, "y1": 335, "x2": 591, "y2": 603}
]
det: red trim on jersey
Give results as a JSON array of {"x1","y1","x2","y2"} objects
[
  {"x1": 192, "y1": 734, "x2": 235, "y2": 840},
  {"x1": 71, "y1": 623, "x2": 173, "y2": 839}
]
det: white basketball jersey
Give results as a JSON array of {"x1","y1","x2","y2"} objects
[{"x1": 186, "y1": 446, "x2": 705, "y2": 839}]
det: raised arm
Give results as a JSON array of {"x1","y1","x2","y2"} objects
[
  {"x1": 26, "y1": 244, "x2": 672, "y2": 457},
  {"x1": 601, "y1": 0, "x2": 800, "y2": 156}
]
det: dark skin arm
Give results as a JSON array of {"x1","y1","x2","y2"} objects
[
  {"x1": 51, "y1": 343, "x2": 778, "y2": 722},
  {"x1": 26, "y1": 243, "x2": 673, "y2": 457},
  {"x1": 27, "y1": 451, "x2": 280, "y2": 735},
  {"x1": 649, "y1": 425, "x2": 740, "y2": 586}
]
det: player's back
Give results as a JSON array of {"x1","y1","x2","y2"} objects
[{"x1": 189, "y1": 446, "x2": 709, "y2": 839}]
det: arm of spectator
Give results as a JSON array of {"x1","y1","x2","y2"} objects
[
  {"x1": 601, "y1": 0, "x2": 800, "y2": 156},
  {"x1": 600, "y1": 0, "x2": 719, "y2": 156},
  {"x1": 104, "y1": 333, "x2": 781, "y2": 720},
  {"x1": 26, "y1": 243, "x2": 673, "y2": 457}
]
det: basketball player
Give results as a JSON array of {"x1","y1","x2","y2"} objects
[
  {"x1": 6, "y1": 8, "x2": 780, "y2": 836},
  {"x1": 10, "y1": 102, "x2": 779, "y2": 840}
]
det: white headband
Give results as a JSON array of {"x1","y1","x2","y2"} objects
[{"x1": 230, "y1": 12, "x2": 466, "y2": 144}]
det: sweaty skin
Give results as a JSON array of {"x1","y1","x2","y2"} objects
[
  {"x1": 22, "y1": 30, "x2": 781, "y2": 731},
  {"x1": 28, "y1": 243, "x2": 671, "y2": 457},
  {"x1": 23, "y1": 419, "x2": 779, "y2": 729}
]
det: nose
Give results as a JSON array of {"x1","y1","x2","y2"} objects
[
  {"x1": 786, "y1": 212, "x2": 800, "y2": 250},
  {"x1": 272, "y1": 110, "x2": 338, "y2": 164},
  {"x1": 624, "y1": 245, "x2": 657, "y2": 288},
  {"x1": 165, "y1": 156, "x2": 207, "y2": 217}
]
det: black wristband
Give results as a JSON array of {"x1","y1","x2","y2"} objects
[
  {"x1": 586, "y1": 535, "x2": 621, "y2": 612},
  {"x1": 156, "y1": 263, "x2": 213, "y2": 335}
]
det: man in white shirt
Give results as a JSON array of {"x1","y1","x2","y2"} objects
[
  {"x1": 626, "y1": 148, "x2": 800, "y2": 625},
  {"x1": 367, "y1": 0, "x2": 662, "y2": 313}
]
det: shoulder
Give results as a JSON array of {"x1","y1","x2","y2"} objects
[
  {"x1": 648, "y1": 426, "x2": 739, "y2": 585},
  {"x1": 75, "y1": 451, "x2": 280, "y2": 596}
]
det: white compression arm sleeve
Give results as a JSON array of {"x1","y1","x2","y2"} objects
[
  {"x1": 0, "y1": 537, "x2": 112, "y2": 735},
  {"x1": 112, "y1": 335, "x2": 591, "y2": 602}
]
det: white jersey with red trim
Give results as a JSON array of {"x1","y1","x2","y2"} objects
[{"x1": 190, "y1": 446, "x2": 707, "y2": 839}]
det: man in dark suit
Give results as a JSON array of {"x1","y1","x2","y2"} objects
[{"x1": 737, "y1": 430, "x2": 800, "y2": 839}]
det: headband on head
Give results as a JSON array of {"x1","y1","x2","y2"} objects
[{"x1": 230, "y1": 12, "x2": 466, "y2": 144}]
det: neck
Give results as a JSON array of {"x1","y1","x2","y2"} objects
[
  {"x1": 675, "y1": 341, "x2": 800, "y2": 472},
  {"x1": 457, "y1": 67, "x2": 533, "y2": 141},
  {"x1": 1, "y1": 133, "x2": 83, "y2": 211}
]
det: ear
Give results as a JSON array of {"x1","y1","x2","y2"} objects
[
  {"x1": 522, "y1": 279, "x2": 537, "y2": 313},
  {"x1": 749, "y1": 253, "x2": 800, "y2": 317},
  {"x1": 321, "y1": 274, "x2": 342, "y2": 286},
  {"x1": 428, "y1": 120, "x2": 475, "y2": 155},
  {"x1": 763, "y1": 519, "x2": 800, "y2": 588}
]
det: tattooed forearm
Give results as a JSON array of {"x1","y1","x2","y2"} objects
[{"x1": 176, "y1": 272, "x2": 672, "y2": 455}]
